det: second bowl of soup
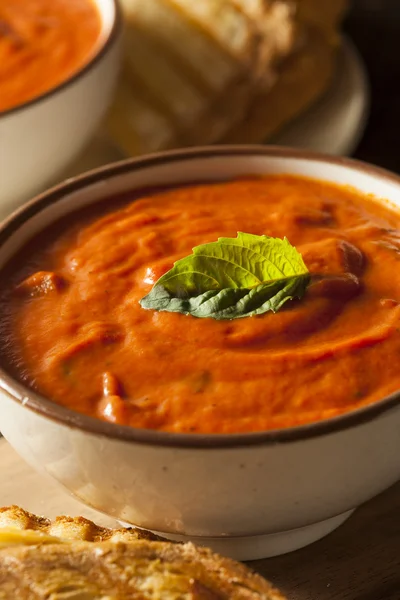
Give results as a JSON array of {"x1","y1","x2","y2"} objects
[{"x1": 0, "y1": 0, "x2": 121, "y2": 215}]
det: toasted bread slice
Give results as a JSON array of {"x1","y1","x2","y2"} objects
[
  {"x1": 221, "y1": 26, "x2": 338, "y2": 144},
  {"x1": 0, "y1": 506, "x2": 286, "y2": 599},
  {"x1": 0, "y1": 505, "x2": 159, "y2": 543},
  {"x1": 120, "y1": 0, "x2": 242, "y2": 94},
  {"x1": 121, "y1": 0, "x2": 296, "y2": 86},
  {"x1": 0, "y1": 541, "x2": 287, "y2": 599},
  {"x1": 107, "y1": 0, "x2": 346, "y2": 155},
  {"x1": 107, "y1": 0, "x2": 298, "y2": 155}
]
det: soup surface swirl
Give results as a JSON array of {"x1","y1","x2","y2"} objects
[{"x1": 1, "y1": 176, "x2": 400, "y2": 433}]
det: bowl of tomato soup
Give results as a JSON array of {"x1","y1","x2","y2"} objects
[
  {"x1": 0, "y1": 0, "x2": 121, "y2": 215},
  {"x1": 0, "y1": 146, "x2": 399, "y2": 561}
]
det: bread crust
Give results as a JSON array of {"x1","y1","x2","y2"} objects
[
  {"x1": 221, "y1": 26, "x2": 338, "y2": 144},
  {"x1": 0, "y1": 506, "x2": 287, "y2": 600},
  {"x1": 0, "y1": 505, "x2": 160, "y2": 543}
]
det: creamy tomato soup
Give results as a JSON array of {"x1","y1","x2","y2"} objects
[
  {"x1": 0, "y1": 0, "x2": 102, "y2": 112},
  {"x1": 1, "y1": 176, "x2": 400, "y2": 434}
]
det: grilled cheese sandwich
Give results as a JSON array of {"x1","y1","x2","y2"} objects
[
  {"x1": 0, "y1": 506, "x2": 287, "y2": 600},
  {"x1": 107, "y1": 0, "x2": 348, "y2": 156}
]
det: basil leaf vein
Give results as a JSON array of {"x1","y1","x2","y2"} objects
[{"x1": 140, "y1": 232, "x2": 310, "y2": 320}]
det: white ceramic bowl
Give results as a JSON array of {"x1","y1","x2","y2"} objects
[
  {"x1": 0, "y1": 147, "x2": 399, "y2": 561},
  {"x1": 0, "y1": 0, "x2": 121, "y2": 218}
]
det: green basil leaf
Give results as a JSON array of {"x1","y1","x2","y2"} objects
[{"x1": 140, "y1": 232, "x2": 310, "y2": 320}]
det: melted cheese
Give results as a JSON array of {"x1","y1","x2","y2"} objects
[{"x1": 0, "y1": 528, "x2": 66, "y2": 548}]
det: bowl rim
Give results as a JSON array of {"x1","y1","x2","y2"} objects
[
  {"x1": 1, "y1": 144, "x2": 400, "y2": 449},
  {"x1": 0, "y1": 0, "x2": 122, "y2": 119}
]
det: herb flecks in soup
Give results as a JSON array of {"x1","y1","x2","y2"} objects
[
  {"x1": 0, "y1": 0, "x2": 102, "y2": 112},
  {"x1": 1, "y1": 176, "x2": 400, "y2": 434}
]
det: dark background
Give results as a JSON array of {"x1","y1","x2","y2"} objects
[{"x1": 345, "y1": 0, "x2": 400, "y2": 171}]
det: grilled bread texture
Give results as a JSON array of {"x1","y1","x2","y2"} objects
[
  {"x1": 221, "y1": 25, "x2": 336, "y2": 143},
  {"x1": 0, "y1": 506, "x2": 286, "y2": 600},
  {"x1": 0, "y1": 505, "x2": 159, "y2": 544},
  {"x1": 107, "y1": 0, "x2": 347, "y2": 156}
]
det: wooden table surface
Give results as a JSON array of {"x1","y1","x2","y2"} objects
[
  {"x1": 0, "y1": 439, "x2": 399, "y2": 600},
  {"x1": 254, "y1": 484, "x2": 400, "y2": 600}
]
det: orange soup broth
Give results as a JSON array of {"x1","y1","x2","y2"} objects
[
  {"x1": 1, "y1": 175, "x2": 400, "y2": 433},
  {"x1": 0, "y1": 0, "x2": 102, "y2": 112}
]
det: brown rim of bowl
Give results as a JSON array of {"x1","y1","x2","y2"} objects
[
  {"x1": 0, "y1": 0, "x2": 122, "y2": 119},
  {"x1": 1, "y1": 145, "x2": 400, "y2": 449}
]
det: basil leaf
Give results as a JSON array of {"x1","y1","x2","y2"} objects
[{"x1": 140, "y1": 233, "x2": 310, "y2": 320}]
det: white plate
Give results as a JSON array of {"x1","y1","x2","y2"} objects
[{"x1": 62, "y1": 37, "x2": 369, "y2": 182}]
